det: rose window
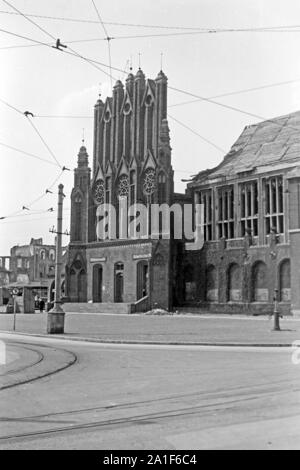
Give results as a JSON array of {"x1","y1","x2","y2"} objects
[
  {"x1": 143, "y1": 168, "x2": 156, "y2": 196},
  {"x1": 93, "y1": 179, "x2": 105, "y2": 204},
  {"x1": 118, "y1": 175, "x2": 129, "y2": 197}
]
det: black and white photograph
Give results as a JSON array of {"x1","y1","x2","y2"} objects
[{"x1": 0, "y1": 0, "x2": 300, "y2": 453}]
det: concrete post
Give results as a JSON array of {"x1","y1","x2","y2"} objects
[
  {"x1": 272, "y1": 288, "x2": 281, "y2": 331},
  {"x1": 47, "y1": 184, "x2": 65, "y2": 334}
]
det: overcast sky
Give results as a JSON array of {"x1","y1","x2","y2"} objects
[{"x1": 1, "y1": 0, "x2": 300, "y2": 255}]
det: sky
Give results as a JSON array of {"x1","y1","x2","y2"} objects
[{"x1": 1, "y1": 0, "x2": 300, "y2": 255}]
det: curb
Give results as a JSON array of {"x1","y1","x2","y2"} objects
[{"x1": 0, "y1": 330, "x2": 295, "y2": 348}]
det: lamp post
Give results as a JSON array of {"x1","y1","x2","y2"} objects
[{"x1": 47, "y1": 184, "x2": 65, "y2": 334}]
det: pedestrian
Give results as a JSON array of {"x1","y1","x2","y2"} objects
[{"x1": 39, "y1": 298, "x2": 45, "y2": 313}]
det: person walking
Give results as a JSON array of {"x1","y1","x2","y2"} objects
[{"x1": 39, "y1": 298, "x2": 45, "y2": 313}]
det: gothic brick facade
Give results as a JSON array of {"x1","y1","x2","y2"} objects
[{"x1": 66, "y1": 70, "x2": 176, "y2": 311}]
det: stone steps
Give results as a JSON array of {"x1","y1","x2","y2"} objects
[{"x1": 63, "y1": 302, "x2": 133, "y2": 314}]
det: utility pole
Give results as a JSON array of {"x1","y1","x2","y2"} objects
[{"x1": 47, "y1": 184, "x2": 65, "y2": 334}]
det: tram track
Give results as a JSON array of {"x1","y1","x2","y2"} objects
[
  {"x1": 0, "y1": 373, "x2": 299, "y2": 443},
  {"x1": 0, "y1": 341, "x2": 78, "y2": 391},
  {"x1": 0, "y1": 343, "x2": 44, "y2": 377}
]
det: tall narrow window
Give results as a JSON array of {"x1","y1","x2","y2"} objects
[
  {"x1": 217, "y1": 186, "x2": 234, "y2": 239},
  {"x1": 240, "y1": 181, "x2": 258, "y2": 236},
  {"x1": 263, "y1": 176, "x2": 284, "y2": 235},
  {"x1": 105, "y1": 177, "x2": 111, "y2": 203},
  {"x1": 158, "y1": 172, "x2": 167, "y2": 204},
  {"x1": 199, "y1": 190, "x2": 213, "y2": 241},
  {"x1": 130, "y1": 170, "x2": 136, "y2": 206},
  {"x1": 74, "y1": 194, "x2": 82, "y2": 241},
  {"x1": 118, "y1": 175, "x2": 129, "y2": 239}
]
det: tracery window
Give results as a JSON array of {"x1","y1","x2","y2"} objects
[
  {"x1": 93, "y1": 180, "x2": 105, "y2": 205},
  {"x1": 118, "y1": 174, "x2": 129, "y2": 198},
  {"x1": 143, "y1": 168, "x2": 156, "y2": 199}
]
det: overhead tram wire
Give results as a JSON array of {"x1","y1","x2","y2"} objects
[
  {"x1": 1, "y1": 0, "x2": 56, "y2": 40},
  {"x1": 28, "y1": 74, "x2": 300, "y2": 133},
  {"x1": 0, "y1": 28, "x2": 126, "y2": 77},
  {"x1": 0, "y1": 96, "x2": 62, "y2": 168},
  {"x1": 2, "y1": 168, "x2": 65, "y2": 220},
  {"x1": 169, "y1": 77, "x2": 300, "y2": 108},
  {"x1": 0, "y1": 142, "x2": 59, "y2": 166},
  {"x1": 3, "y1": 25, "x2": 300, "y2": 52},
  {"x1": 169, "y1": 85, "x2": 300, "y2": 133},
  {"x1": 0, "y1": 97, "x2": 24, "y2": 114},
  {"x1": 168, "y1": 114, "x2": 226, "y2": 154},
  {"x1": 91, "y1": 0, "x2": 113, "y2": 90},
  {"x1": 1, "y1": 9, "x2": 300, "y2": 32},
  {"x1": 0, "y1": 2, "x2": 119, "y2": 81},
  {"x1": 25, "y1": 116, "x2": 62, "y2": 168}
]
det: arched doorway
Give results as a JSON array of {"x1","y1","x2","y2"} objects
[
  {"x1": 184, "y1": 264, "x2": 196, "y2": 301},
  {"x1": 252, "y1": 261, "x2": 268, "y2": 302},
  {"x1": 93, "y1": 264, "x2": 103, "y2": 302},
  {"x1": 279, "y1": 259, "x2": 291, "y2": 302},
  {"x1": 206, "y1": 265, "x2": 218, "y2": 301},
  {"x1": 227, "y1": 263, "x2": 242, "y2": 301},
  {"x1": 137, "y1": 261, "x2": 149, "y2": 300},
  {"x1": 78, "y1": 269, "x2": 87, "y2": 302},
  {"x1": 69, "y1": 268, "x2": 77, "y2": 301},
  {"x1": 114, "y1": 262, "x2": 124, "y2": 303}
]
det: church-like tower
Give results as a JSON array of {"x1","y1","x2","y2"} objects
[
  {"x1": 90, "y1": 69, "x2": 174, "y2": 239},
  {"x1": 66, "y1": 69, "x2": 175, "y2": 310},
  {"x1": 70, "y1": 145, "x2": 91, "y2": 243}
]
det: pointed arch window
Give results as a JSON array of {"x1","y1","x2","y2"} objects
[
  {"x1": 105, "y1": 176, "x2": 111, "y2": 203},
  {"x1": 118, "y1": 174, "x2": 129, "y2": 239},
  {"x1": 74, "y1": 194, "x2": 82, "y2": 241},
  {"x1": 143, "y1": 168, "x2": 156, "y2": 203},
  {"x1": 158, "y1": 172, "x2": 167, "y2": 203},
  {"x1": 130, "y1": 170, "x2": 136, "y2": 205},
  {"x1": 93, "y1": 179, "x2": 105, "y2": 205}
]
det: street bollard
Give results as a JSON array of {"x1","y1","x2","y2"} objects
[
  {"x1": 272, "y1": 288, "x2": 280, "y2": 331},
  {"x1": 12, "y1": 294, "x2": 16, "y2": 332}
]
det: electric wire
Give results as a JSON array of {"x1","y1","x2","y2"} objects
[
  {"x1": 0, "y1": 2, "x2": 120, "y2": 80},
  {"x1": 168, "y1": 113, "x2": 226, "y2": 153},
  {"x1": 2, "y1": 0, "x2": 56, "y2": 40},
  {"x1": 2, "y1": 169, "x2": 64, "y2": 219},
  {"x1": 25, "y1": 116, "x2": 62, "y2": 168},
  {"x1": 169, "y1": 85, "x2": 300, "y2": 132},
  {"x1": 0, "y1": 142, "x2": 58, "y2": 166},
  {"x1": 169, "y1": 77, "x2": 300, "y2": 108},
  {"x1": 1, "y1": 9, "x2": 300, "y2": 32},
  {"x1": 91, "y1": 0, "x2": 113, "y2": 90}
]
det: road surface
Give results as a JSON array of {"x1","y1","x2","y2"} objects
[{"x1": 0, "y1": 334, "x2": 300, "y2": 449}]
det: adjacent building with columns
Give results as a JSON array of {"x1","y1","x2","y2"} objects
[{"x1": 180, "y1": 111, "x2": 300, "y2": 315}]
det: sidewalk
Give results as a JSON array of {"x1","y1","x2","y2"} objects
[{"x1": 0, "y1": 312, "x2": 300, "y2": 346}]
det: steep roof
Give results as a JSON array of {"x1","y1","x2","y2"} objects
[{"x1": 192, "y1": 110, "x2": 300, "y2": 183}]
